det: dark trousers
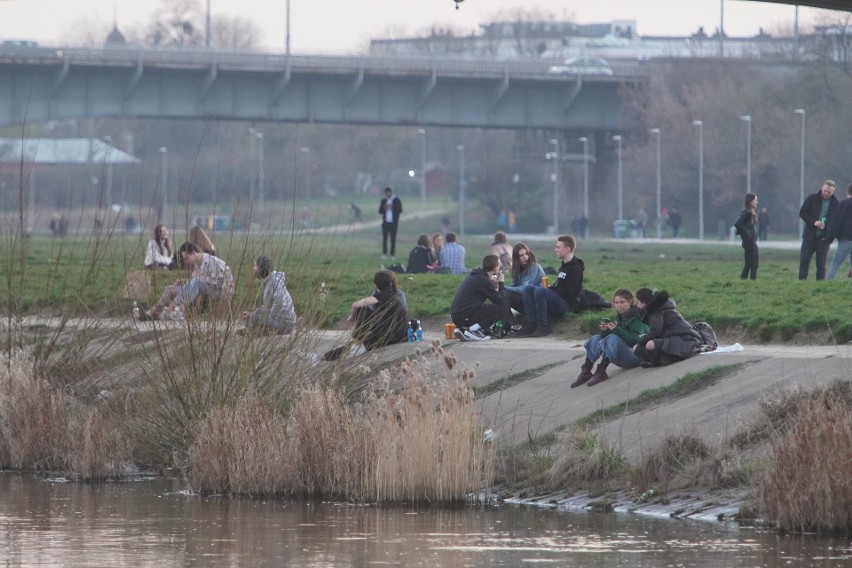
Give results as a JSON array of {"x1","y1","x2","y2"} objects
[
  {"x1": 507, "y1": 289, "x2": 525, "y2": 314},
  {"x1": 452, "y1": 303, "x2": 511, "y2": 332},
  {"x1": 741, "y1": 239, "x2": 758, "y2": 280},
  {"x1": 382, "y1": 222, "x2": 398, "y2": 256},
  {"x1": 799, "y1": 238, "x2": 831, "y2": 280}
]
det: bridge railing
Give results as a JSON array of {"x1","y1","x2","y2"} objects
[{"x1": 0, "y1": 44, "x2": 648, "y2": 79}]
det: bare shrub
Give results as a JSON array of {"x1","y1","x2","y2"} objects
[
  {"x1": 545, "y1": 427, "x2": 623, "y2": 491},
  {"x1": 756, "y1": 388, "x2": 852, "y2": 533},
  {"x1": 635, "y1": 426, "x2": 711, "y2": 489}
]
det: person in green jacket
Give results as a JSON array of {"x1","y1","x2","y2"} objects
[{"x1": 572, "y1": 288, "x2": 650, "y2": 388}]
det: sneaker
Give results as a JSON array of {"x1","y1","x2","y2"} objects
[
  {"x1": 454, "y1": 328, "x2": 468, "y2": 342},
  {"x1": 160, "y1": 308, "x2": 185, "y2": 321},
  {"x1": 463, "y1": 328, "x2": 491, "y2": 342}
]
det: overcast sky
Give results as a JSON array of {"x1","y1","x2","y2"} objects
[{"x1": 0, "y1": 0, "x2": 843, "y2": 53}]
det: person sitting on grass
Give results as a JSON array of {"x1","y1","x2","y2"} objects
[
  {"x1": 144, "y1": 224, "x2": 176, "y2": 270},
  {"x1": 572, "y1": 288, "x2": 650, "y2": 388},
  {"x1": 140, "y1": 242, "x2": 234, "y2": 321},
  {"x1": 322, "y1": 270, "x2": 409, "y2": 361},
  {"x1": 437, "y1": 232, "x2": 466, "y2": 274},
  {"x1": 632, "y1": 288, "x2": 702, "y2": 368},
  {"x1": 505, "y1": 242, "x2": 546, "y2": 314},
  {"x1": 239, "y1": 256, "x2": 297, "y2": 335},
  {"x1": 449, "y1": 255, "x2": 511, "y2": 341},
  {"x1": 518, "y1": 235, "x2": 584, "y2": 337},
  {"x1": 406, "y1": 234, "x2": 438, "y2": 274}
]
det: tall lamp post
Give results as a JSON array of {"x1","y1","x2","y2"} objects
[
  {"x1": 256, "y1": 131, "x2": 264, "y2": 209},
  {"x1": 692, "y1": 121, "x2": 705, "y2": 240},
  {"x1": 418, "y1": 128, "x2": 426, "y2": 204},
  {"x1": 612, "y1": 135, "x2": 623, "y2": 220},
  {"x1": 578, "y1": 136, "x2": 589, "y2": 226},
  {"x1": 249, "y1": 127, "x2": 257, "y2": 203},
  {"x1": 103, "y1": 135, "x2": 114, "y2": 208},
  {"x1": 159, "y1": 147, "x2": 168, "y2": 225},
  {"x1": 649, "y1": 128, "x2": 661, "y2": 238},
  {"x1": 457, "y1": 145, "x2": 465, "y2": 237},
  {"x1": 795, "y1": 108, "x2": 806, "y2": 232},
  {"x1": 740, "y1": 115, "x2": 752, "y2": 193},
  {"x1": 547, "y1": 138, "x2": 559, "y2": 233}
]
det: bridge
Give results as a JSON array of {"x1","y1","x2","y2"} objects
[{"x1": 0, "y1": 45, "x2": 646, "y2": 131}]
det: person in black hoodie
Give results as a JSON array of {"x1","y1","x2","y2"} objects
[
  {"x1": 798, "y1": 180, "x2": 838, "y2": 280},
  {"x1": 734, "y1": 192, "x2": 759, "y2": 280},
  {"x1": 406, "y1": 234, "x2": 437, "y2": 273},
  {"x1": 633, "y1": 288, "x2": 702, "y2": 367},
  {"x1": 826, "y1": 183, "x2": 852, "y2": 280},
  {"x1": 449, "y1": 255, "x2": 511, "y2": 341},
  {"x1": 519, "y1": 235, "x2": 584, "y2": 337}
]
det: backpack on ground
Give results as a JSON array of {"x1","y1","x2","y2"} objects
[
  {"x1": 577, "y1": 288, "x2": 612, "y2": 312},
  {"x1": 692, "y1": 321, "x2": 718, "y2": 352}
]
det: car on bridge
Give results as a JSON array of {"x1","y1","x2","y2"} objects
[{"x1": 548, "y1": 56, "x2": 613, "y2": 76}]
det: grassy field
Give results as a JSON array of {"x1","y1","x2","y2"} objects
[{"x1": 2, "y1": 205, "x2": 850, "y2": 342}]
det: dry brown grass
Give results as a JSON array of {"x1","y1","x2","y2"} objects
[
  {"x1": 755, "y1": 386, "x2": 852, "y2": 533},
  {"x1": 633, "y1": 426, "x2": 711, "y2": 491},
  {"x1": 545, "y1": 427, "x2": 623, "y2": 492}
]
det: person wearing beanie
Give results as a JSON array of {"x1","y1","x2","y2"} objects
[
  {"x1": 573, "y1": 288, "x2": 650, "y2": 388},
  {"x1": 240, "y1": 256, "x2": 298, "y2": 335},
  {"x1": 633, "y1": 289, "x2": 701, "y2": 367}
]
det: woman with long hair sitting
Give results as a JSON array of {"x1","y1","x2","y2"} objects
[
  {"x1": 144, "y1": 224, "x2": 176, "y2": 270},
  {"x1": 504, "y1": 243, "x2": 546, "y2": 314}
]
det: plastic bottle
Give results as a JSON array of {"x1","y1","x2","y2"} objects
[
  {"x1": 406, "y1": 321, "x2": 414, "y2": 343},
  {"x1": 495, "y1": 320, "x2": 504, "y2": 338},
  {"x1": 132, "y1": 301, "x2": 140, "y2": 319},
  {"x1": 415, "y1": 320, "x2": 422, "y2": 342}
]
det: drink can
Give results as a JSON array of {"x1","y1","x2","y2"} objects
[
  {"x1": 541, "y1": 276, "x2": 549, "y2": 287},
  {"x1": 444, "y1": 322, "x2": 456, "y2": 339}
]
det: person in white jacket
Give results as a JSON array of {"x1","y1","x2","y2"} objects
[
  {"x1": 144, "y1": 224, "x2": 175, "y2": 270},
  {"x1": 240, "y1": 256, "x2": 298, "y2": 335}
]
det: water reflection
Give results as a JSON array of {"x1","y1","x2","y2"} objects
[{"x1": 0, "y1": 474, "x2": 848, "y2": 567}]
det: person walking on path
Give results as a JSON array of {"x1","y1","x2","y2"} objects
[
  {"x1": 799, "y1": 180, "x2": 838, "y2": 280},
  {"x1": 518, "y1": 235, "x2": 584, "y2": 337},
  {"x1": 826, "y1": 183, "x2": 852, "y2": 280},
  {"x1": 668, "y1": 208, "x2": 682, "y2": 238},
  {"x1": 240, "y1": 256, "x2": 298, "y2": 335},
  {"x1": 449, "y1": 255, "x2": 511, "y2": 341},
  {"x1": 573, "y1": 288, "x2": 650, "y2": 388},
  {"x1": 379, "y1": 187, "x2": 403, "y2": 259},
  {"x1": 734, "y1": 193, "x2": 759, "y2": 280},
  {"x1": 758, "y1": 206, "x2": 771, "y2": 241}
]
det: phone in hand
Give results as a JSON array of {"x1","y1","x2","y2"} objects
[{"x1": 601, "y1": 317, "x2": 612, "y2": 324}]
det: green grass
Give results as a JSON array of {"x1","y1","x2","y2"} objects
[
  {"x1": 3, "y1": 201, "x2": 851, "y2": 342},
  {"x1": 474, "y1": 362, "x2": 566, "y2": 398}
]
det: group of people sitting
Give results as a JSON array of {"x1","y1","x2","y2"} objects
[
  {"x1": 137, "y1": 224, "x2": 298, "y2": 336},
  {"x1": 449, "y1": 234, "x2": 610, "y2": 339}
]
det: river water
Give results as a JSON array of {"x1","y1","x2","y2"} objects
[{"x1": 0, "y1": 474, "x2": 848, "y2": 567}]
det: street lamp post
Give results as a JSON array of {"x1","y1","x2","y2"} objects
[
  {"x1": 159, "y1": 147, "x2": 168, "y2": 225},
  {"x1": 300, "y1": 146, "x2": 311, "y2": 201},
  {"x1": 103, "y1": 135, "x2": 114, "y2": 208},
  {"x1": 795, "y1": 108, "x2": 806, "y2": 232},
  {"x1": 578, "y1": 136, "x2": 589, "y2": 229},
  {"x1": 692, "y1": 121, "x2": 705, "y2": 240},
  {"x1": 548, "y1": 138, "x2": 559, "y2": 233},
  {"x1": 457, "y1": 145, "x2": 465, "y2": 237},
  {"x1": 740, "y1": 115, "x2": 752, "y2": 193},
  {"x1": 612, "y1": 135, "x2": 623, "y2": 220},
  {"x1": 418, "y1": 129, "x2": 426, "y2": 204},
  {"x1": 256, "y1": 131, "x2": 264, "y2": 209},
  {"x1": 249, "y1": 127, "x2": 256, "y2": 202},
  {"x1": 649, "y1": 128, "x2": 661, "y2": 237}
]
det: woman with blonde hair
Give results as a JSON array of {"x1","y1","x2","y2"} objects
[
  {"x1": 144, "y1": 224, "x2": 175, "y2": 270},
  {"x1": 188, "y1": 226, "x2": 216, "y2": 256}
]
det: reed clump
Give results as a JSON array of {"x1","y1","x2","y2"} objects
[
  {"x1": 545, "y1": 426, "x2": 623, "y2": 491},
  {"x1": 755, "y1": 384, "x2": 852, "y2": 533},
  {"x1": 633, "y1": 426, "x2": 711, "y2": 491},
  {"x1": 187, "y1": 340, "x2": 494, "y2": 502}
]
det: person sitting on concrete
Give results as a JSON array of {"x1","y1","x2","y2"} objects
[
  {"x1": 572, "y1": 288, "x2": 650, "y2": 388},
  {"x1": 406, "y1": 234, "x2": 438, "y2": 274},
  {"x1": 518, "y1": 235, "x2": 584, "y2": 337},
  {"x1": 437, "y1": 232, "x2": 466, "y2": 274},
  {"x1": 140, "y1": 242, "x2": 234, "y2": 320},
  {"x1": 449, "y1": 255, "x2": 511, "y2": 341},
  {"x1": 633, "y1": 288, "x2": 702, "y2": 367},
  {"x1": 322, "y1": 270, "x2": 409, "y2": 361},
  {"x1": 239, "y1": 256, "x2": 297, "y2": 335}
]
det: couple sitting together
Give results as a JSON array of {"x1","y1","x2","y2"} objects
[
  {"x1": 572, "y1": 287, "x2": 705, "y2": 387},
  {"x1": 449, "y1": 235, "x2": 610, "y2": 341}
]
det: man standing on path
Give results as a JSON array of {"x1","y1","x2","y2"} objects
[
  {"x1": 518, "y1": 235, "x2": 584, "y2": 337},
  {"x1": 379, "y1": 186, "x2": 402, "y2": 259},
  {"x1": 799, "y1": 180, "x2": 838, "y2": 280},
  {"x1": 826, "y1": 183, "x2": 852, "y2": 280}
]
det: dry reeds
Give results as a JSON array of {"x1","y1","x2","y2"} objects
[
  {"x1": 634, "y1": 426, "x2": 711, "y2": 489},
  {"x1": 545, "y1": 427, "x2": 623, "y2": 491},
  {"x1": 755, "y1": 386, "x2": 852, "y2": 533}
]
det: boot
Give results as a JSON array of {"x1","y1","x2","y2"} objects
[
  {"x1": 587, "y1": 358, "x2": 611, "y2": 387},
  {"x1": 571, "y1": 359, "x2": 594, "y2": 388}
]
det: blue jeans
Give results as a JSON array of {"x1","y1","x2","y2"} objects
[
  {"x1": 584, "y1": 334, "x2": 643, "y2": 369},
  {"x1": 827, "y1": 239, "x2": 852, "y2": 280},
  {"x1": 522, "y1": 286, "x2": 567, "y2": 326},
  {"x1": 174, "y1": 278, "x2": 226, "y2": 307}
]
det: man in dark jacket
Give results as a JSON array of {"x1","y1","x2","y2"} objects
[
  {"x1": 519, "y1": 235, "x2": 584, "y2": 337},
  {"x1": 826, "y1": 183, "x2": 852, "y2": 280},
  {"x1": 799, "y1": 180, "x2": 838, "y2": 280},
  {"x1": 379, "y1": 186, "x2": 403, "y2": 259},
  {"x1": 633, "y1": 288, "x2": 701, "y2": 367},
  {"x1": 449, "y1": 255, "x2": 510, "y2": 341}
]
